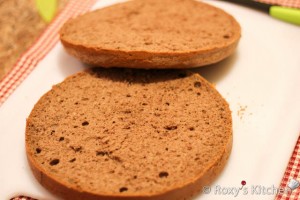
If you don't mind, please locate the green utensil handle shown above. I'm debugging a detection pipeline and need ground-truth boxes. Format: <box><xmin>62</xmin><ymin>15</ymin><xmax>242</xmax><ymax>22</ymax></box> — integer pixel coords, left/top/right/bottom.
<box><xmin>270</xmin><ymin>6</ymin><xmax>300</xmax><ymax>25</ymax></box>
<box><xmin>35</xmin><ymin>0</ymin><xmax>57</xmax><ymax>23</ymax></box>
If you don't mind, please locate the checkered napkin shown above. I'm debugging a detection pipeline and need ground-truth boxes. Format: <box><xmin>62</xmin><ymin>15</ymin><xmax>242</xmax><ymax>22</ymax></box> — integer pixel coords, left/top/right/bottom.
<box><xmin>0</xmin><ymin>0</ymin><xmax>96</xmax><ymax>106</ymax></box>
<box><xmin>3</xmin><ymin>0</ymin><xmax>299</xmax><ymax>200</ymax></box>
<box><xmin>256</xmin><ymin>0</ymin><xmax>300</xmax><ymax>8</ymax></box>
<box><xmin>276</xmin><ymin>138</ymin><xmax>300</xmax><ymax>200</ymax></box>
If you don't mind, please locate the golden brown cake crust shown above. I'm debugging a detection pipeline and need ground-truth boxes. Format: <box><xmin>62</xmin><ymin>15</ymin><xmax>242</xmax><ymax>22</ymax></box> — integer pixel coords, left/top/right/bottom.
<box><xmin>60</xmin><ymin>0</ymin><xmax>241</xmax><ymax>69</ymax></box>
<box><xmin>26</xmin><ymin>69</ymin><xmax>232</xmax><ymax>200</ymax></box>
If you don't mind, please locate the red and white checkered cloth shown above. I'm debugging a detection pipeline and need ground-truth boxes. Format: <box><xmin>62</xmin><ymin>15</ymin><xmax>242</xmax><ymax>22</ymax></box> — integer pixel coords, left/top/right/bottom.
<box><xmin>2</xmin><ymin>0</ymin><xmax>299</xmax><ymax>200</ymax></box>
<box><xmin>256</xmin><ymin>0</ymin><xmax>300</xmax><ymax>8</ymax></box>
<box><xmin>0</xmin><ymin>0</ymin><xmax>96</xmax><ymax>106</ymax></box>
<box><xmin>276</xmin><ymin>138</ymin><xmax>300</xmax><ymax>200</ymax></box>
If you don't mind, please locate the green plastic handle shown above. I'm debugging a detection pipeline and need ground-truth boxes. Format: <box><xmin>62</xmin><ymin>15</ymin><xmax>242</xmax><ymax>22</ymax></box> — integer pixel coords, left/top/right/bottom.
<box><xmin>270</xmin><ymin>6</ymin><xmax>300</xmax><ymax>26</ymax></box>
<box><xmin>35</xmin><ymin>0</ymin><xmax>57</xmax><ymax>23</ymax></box>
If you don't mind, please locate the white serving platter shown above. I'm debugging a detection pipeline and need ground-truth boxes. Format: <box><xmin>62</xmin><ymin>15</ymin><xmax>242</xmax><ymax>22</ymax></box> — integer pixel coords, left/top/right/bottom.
<box><xmin>0</xmin><ymin>0</ymin><xmax>299</xmax><ymax>199</ymax></box>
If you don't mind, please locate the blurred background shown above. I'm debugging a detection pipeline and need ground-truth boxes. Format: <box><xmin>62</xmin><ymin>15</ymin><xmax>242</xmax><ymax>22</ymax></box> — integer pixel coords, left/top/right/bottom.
<box><xmin>0</xmin><ymin>0</ymin><xmax>68</xmax><ymax>79</ymax></box>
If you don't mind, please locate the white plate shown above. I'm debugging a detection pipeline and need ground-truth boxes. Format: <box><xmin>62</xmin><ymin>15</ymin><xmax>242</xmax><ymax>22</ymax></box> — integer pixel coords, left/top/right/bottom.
<box><xmin>0</xmin><ymin>0</ymin><xmax>299</xmax><ymax>199</ymax></box>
